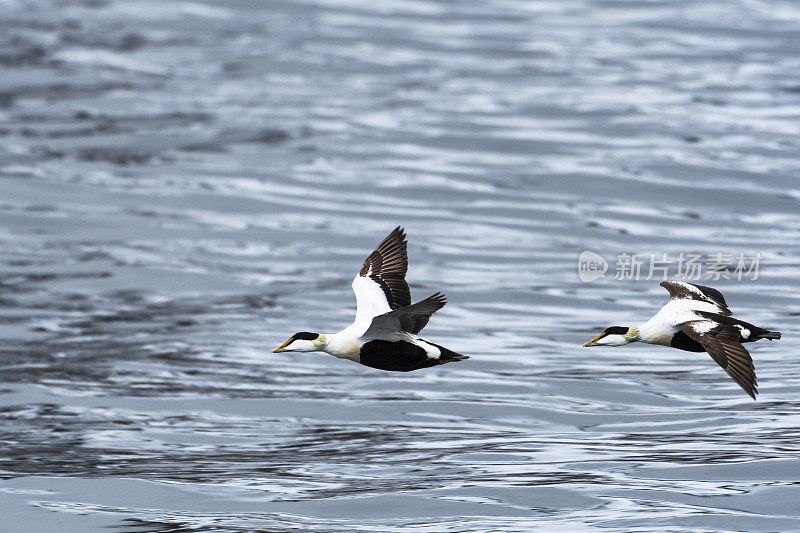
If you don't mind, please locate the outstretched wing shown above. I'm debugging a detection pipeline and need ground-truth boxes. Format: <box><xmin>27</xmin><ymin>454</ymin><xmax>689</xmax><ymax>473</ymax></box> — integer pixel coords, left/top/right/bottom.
<box><xmin>364</xmin><ymin>293</ymin><xmax>447</xmax><ymax>338</ymax></box>
<box><xmin>682</xmin><ymin>321</ymin><xmax>757</xmax><ymax>399</ymax></box>
<box><xmin>352</xmin><ymin>227</ymin><xmax>411</xmax><ymax>327</ymax></box>
<box><xmin>660</xmin><ymin>281</ymin><xmax>731</xmax><ymax>316</ymax></box>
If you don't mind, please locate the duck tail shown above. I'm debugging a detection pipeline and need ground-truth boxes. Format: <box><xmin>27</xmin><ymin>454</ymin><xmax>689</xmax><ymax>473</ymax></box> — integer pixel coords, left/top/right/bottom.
<box><xmin>430</xmin><ymin>343</ymin><xmax>469</xmax><ymax>364</ymax></box>
<box><xmin>756</xmin><ymin>329</ymin><xmax>781</xmax><ymax>340</ymax></box>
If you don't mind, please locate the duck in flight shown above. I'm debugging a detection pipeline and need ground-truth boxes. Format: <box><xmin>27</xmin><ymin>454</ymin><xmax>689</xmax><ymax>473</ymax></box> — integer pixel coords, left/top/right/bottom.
<box><xmin>272</xmin><ymin>227</ymin><xmax>468</xmax><ymax>371</ymax></box>
<box><xmin>583</xmin><ymin>281</ymin><xmax>781</xmax><ymax>399</ymax></box>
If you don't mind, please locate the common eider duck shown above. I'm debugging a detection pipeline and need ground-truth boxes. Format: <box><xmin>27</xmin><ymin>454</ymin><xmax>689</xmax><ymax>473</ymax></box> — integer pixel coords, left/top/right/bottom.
<box><xmin>272</xmin><ymin>227</ymin><xmax>468</xmax><ymax>371</ymax></box>
<box><xmin>583</xmin><ymin>281</ymin><xmax>781</xmax><ymax>399</ymax></box>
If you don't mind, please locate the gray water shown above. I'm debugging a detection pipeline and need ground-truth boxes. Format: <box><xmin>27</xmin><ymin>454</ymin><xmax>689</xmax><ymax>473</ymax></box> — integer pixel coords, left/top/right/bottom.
<box><xmin>1</xmin><ymin>0</ymin><xmax>800</xmax><ymax>531</ymax></box>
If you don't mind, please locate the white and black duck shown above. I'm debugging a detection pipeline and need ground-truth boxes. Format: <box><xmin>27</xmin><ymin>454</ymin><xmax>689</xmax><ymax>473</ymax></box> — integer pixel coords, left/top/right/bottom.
<box><xmin>583</xmin><ymin>281</ymin><xmax>781</xmax><ymax>399</ymax></box>
<box><xmin>272</xmin><ymin>227</ymin><xmax>468</xmax><ymax>371</ymax></box>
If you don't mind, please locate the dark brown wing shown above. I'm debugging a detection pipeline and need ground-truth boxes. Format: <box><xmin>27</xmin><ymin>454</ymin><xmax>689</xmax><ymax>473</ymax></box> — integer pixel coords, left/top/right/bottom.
<box><xmin>682</xmin><ymin>322</ymin><xmax>757</xmax><ymax>399</ymax></box>
<box><xmin>364</xmin><ymin>293</ymin><xmax>447</xmax><ymax>337</ymax></box>
<box><xmin>359</xmin><ymin>226</ymin><xmax>411</xmax><ymax>310</ymax></box>
<box><xmin>397</xmin><ymin>292</ymin><xmax>447</xmax><ymax>334</ymax></box>
<box><xmin>661</xmin><ymin>281</ymin><xmax>732</xmax><ymax>316</ymax></box>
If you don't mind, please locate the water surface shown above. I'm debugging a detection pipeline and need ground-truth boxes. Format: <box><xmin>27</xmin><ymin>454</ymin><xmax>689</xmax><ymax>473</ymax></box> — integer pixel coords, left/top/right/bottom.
<box><xmin>1</xmin><ymin>0</ymin><xmax>799</xmax><ymax>531</ymax></box>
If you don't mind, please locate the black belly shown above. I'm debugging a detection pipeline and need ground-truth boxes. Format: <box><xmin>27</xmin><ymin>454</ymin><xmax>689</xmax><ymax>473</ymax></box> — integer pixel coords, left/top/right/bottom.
<box><xmin>670</xmin><ymin>330</ymin><xmax>705</xmax><ymax>352</ymax></box>
<box><xmin>359</xmin><ymin>340</ymin><xmax>440</xmax><ymax>372</ymax></box>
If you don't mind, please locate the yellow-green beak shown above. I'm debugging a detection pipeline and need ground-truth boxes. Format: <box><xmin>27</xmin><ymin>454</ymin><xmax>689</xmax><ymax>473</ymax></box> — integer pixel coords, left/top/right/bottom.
<box><xmin>272</xmin><ymin>338</ymin><xmax>292</xmax><ymax>353</ymax></box>
<box><xmin>582</xmin><ymin>333</ymin><xmax>605</xmax><ymax>347</ymax></box>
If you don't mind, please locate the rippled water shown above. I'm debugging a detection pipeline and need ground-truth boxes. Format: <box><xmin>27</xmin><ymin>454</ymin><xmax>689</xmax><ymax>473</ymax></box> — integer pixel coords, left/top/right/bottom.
<box><xmin>2</xmin><ymin>0</ymin><xmax>800</xmax><ymax>531</ymax></box>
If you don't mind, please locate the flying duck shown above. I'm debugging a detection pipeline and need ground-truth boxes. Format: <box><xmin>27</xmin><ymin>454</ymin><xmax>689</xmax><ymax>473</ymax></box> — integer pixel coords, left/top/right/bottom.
<box><xmin>272</xmin><ymin>227</ymin><xmax>468</xmax><ymax>371</ymax></box>
<box><xmin>583</xmin><ymin>281</ymin><xmax>781</xmax><ymax>399</ymax></box>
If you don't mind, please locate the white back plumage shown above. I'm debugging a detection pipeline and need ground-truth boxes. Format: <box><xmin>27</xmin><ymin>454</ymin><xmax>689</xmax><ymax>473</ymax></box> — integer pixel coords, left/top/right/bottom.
<box><xmin>639</xmin><ymin>281</ymin><xmax>733</xmax><ymax>344</ymax></box>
